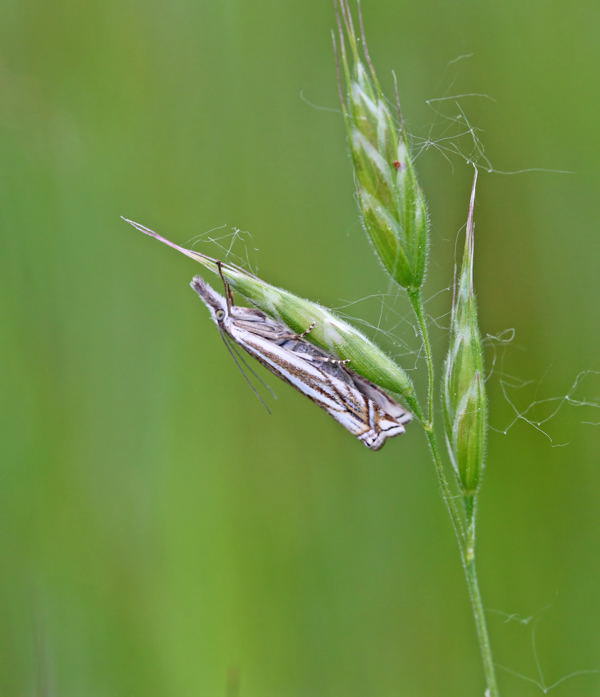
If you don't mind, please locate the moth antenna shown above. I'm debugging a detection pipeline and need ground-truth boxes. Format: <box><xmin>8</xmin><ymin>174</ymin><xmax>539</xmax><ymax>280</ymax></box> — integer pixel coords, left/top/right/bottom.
<box><xmin>222</xmin><ymin>332</ymin><xmax>277</xmax><ymax>400</ymax></box>
<box><xmin>219</xmin><ymin>332</ymin><xmax>273</xmax><ymax>414</ymax></box>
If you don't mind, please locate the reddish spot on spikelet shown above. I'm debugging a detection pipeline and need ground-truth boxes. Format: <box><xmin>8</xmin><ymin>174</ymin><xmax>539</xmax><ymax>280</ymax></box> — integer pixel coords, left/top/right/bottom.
<box><xmin>393</xmin><ymin>160</ymin><xmax>402</xmax><ymax>170</ymax></box>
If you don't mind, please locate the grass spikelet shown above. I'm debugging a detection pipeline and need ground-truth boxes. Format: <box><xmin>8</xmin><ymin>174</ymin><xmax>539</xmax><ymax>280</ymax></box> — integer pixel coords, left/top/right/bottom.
<box><xmin>334</xmin><ymin>0</ymin><xmax>429</xmax><ymax>290</ymax></box>
<box><xmin>442</xmin><ymin>169</ymin><xmax>488</xmax><ymax>498</ymax></box>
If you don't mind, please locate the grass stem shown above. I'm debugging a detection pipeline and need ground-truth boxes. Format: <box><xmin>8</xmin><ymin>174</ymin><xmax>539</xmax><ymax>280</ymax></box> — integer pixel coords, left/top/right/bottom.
<box><xmin>407</xmin><ymin>289</ymin><xmax>435</xmax><ymax>427</ymax></box>
<box><xmin>464</xmin><ymin>542</ymin><xmax>500</xmax><ymax>697</ymax></box>
<box><xmin>409</xmin><ymin>290</ymin><xmax>500</xmax><ymax>697</ymax></box>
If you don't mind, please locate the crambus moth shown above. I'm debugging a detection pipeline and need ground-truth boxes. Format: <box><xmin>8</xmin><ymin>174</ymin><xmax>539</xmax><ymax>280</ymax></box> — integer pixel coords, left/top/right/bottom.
<box><xmin>125</xmin><ymin>218</ymin><xmax>412</xmax><ymax>450</ymax></box>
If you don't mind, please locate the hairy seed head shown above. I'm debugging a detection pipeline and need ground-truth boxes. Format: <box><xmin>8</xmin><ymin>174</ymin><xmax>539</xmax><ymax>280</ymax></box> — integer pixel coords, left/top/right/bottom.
<box><xmin>123</xmin><ymin>217</ymin><xmax>419</xmax><ymax>414</ymax></box>
<box><xmin>334</xmin><ymin>0</ymin><xmax>428</xmax><ymax>290</ymax></box>
<box><xmin>442</xmin><ymin>171</ymin><xmax>487</xmax><ymax>496</ymax></box>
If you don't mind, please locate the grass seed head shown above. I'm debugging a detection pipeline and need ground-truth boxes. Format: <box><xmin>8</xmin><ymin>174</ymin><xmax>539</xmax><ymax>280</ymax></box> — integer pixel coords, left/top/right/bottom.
<box><xmin>442</xmin><ymin>171</ymin><xmax>488</xmax><ymax>496</ymax></box>
<box><xmin>334</xmin><ymin>0</ymin><xmax>429</xmax><ymax>291</ymax></box>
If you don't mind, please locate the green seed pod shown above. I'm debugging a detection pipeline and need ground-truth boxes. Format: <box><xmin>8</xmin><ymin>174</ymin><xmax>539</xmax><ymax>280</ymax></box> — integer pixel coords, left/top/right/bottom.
<box><xmin>442</xmin><ymin>171</ymin><xmax>487</xmax><ymax>496</ymax></box>
<box><xmin>124</xmin><ymin>218</ymin><xmax>419</xmax><ymax>415</ymax></box>
<box><xmin>335</xmin><ymin>0</ymin><xmax>428</xmax><ymax>290</ymax></box>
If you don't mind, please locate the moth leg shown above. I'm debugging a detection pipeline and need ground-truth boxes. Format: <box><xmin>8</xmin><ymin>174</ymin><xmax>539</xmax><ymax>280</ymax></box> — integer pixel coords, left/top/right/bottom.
<box><xmin>217</xmin><ymin>260</ymin><xmax>234</xmax><ymax>313</ymax></box>
<box><xmin>298</xmin><ymin>354</ymin><xmax>351</xmax><ymax>366</ymax></box>
<box><xmin>293</xmin><ymin>321</ymin><xmax>317</xmax><ymax>340</ymax></box>
<box><xmin>317</xmin><ymin>356</ymin><xmax>351</xmax><ymax>366</ymax></box>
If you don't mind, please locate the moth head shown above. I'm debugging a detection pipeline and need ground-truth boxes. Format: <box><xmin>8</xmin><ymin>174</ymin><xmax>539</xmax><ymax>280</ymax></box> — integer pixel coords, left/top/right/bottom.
<box><xmin>190</xmin><ymin>275</ymin><xmax>228</xmax><ymax>324</ymax></box>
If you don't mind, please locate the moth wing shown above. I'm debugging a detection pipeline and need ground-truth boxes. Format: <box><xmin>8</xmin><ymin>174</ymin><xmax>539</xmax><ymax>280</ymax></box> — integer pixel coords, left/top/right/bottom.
<box><xmin>315</xmin><ymin>367</ymin><xmax>411</xmax><ymax>450</ymax></box>
<box><xmin>346</xmin><ymin>372</ymin><xmax>412</xmax><ymax>450</ymax></box>
<box><xmin>283</xmin><ymin>344</ymin><xmax>412</xmax><ymax>450</ymax></box>
<box><xmin>230</xmin><ymin>309</ymin><xmax>297</xmax><ymax>342</ymax></box>
<box><xmin>351</xmin><ymin>373</ymin><xmax>412</xmax><ymax>424</ymax></box>
<box><xmin>226</xmin><ymin>314</ymin><xmax>411</xmax><ymax>451</ymax></box>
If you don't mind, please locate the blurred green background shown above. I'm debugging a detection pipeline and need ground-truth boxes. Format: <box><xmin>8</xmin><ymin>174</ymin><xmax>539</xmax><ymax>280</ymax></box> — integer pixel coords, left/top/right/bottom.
<box><xmin>2</xmin><ymin>0</ymin><xmax>598</xmax><ymax>695</ymax></box>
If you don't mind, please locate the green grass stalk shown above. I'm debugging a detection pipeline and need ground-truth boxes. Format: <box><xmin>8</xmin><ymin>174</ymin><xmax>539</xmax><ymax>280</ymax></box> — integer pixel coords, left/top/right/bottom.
<box><xmin>410</xmin><ymin>290</ymin><xmax>500</xmax><ymax>697</ymax></box>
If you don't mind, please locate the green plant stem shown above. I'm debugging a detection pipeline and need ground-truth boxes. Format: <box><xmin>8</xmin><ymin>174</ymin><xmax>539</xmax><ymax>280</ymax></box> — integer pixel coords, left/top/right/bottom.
<box><xmin>423</xmin><ymin>426</ymin><xmax>465</xmax><ymax>546</ymax></box>
<box><xmin>408</xmin><ymin>289</ymin><xmax>500</xmax><ymax>697</ymax></box>
<box><xmin>464</xmin><ymin>516</ymin><xmax>499</xmax><ymax>697</ymax></box>
<box><xmin>407</xmin><ymin>289</ymin><xmax>435</xmax><ymax>426</ymax></box>
<box><xmin>464</xmin><ymin>565</ymin><xmax>499</xmax><ymax>696</ymax></box>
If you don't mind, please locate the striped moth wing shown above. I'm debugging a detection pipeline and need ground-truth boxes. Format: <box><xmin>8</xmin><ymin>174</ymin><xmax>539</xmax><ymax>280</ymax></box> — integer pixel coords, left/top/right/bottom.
<box><xmin>191</xmin><ymin>275</ymin><xmax>411</xmax><ymax>450</ymax></box>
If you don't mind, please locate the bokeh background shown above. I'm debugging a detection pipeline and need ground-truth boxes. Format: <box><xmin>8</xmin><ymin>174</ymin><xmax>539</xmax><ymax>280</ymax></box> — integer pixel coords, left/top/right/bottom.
<box><xmin>2</xmin><ymin>1</ymin><xmax>598</xmax><ymax>695</ymax></box>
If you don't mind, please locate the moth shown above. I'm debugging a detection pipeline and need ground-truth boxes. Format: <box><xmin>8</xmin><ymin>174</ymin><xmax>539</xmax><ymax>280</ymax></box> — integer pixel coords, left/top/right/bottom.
<box><xmin>124</xmin><ymin>218</ymin><xmax>412</xmax><ymax>450</ymax></box>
